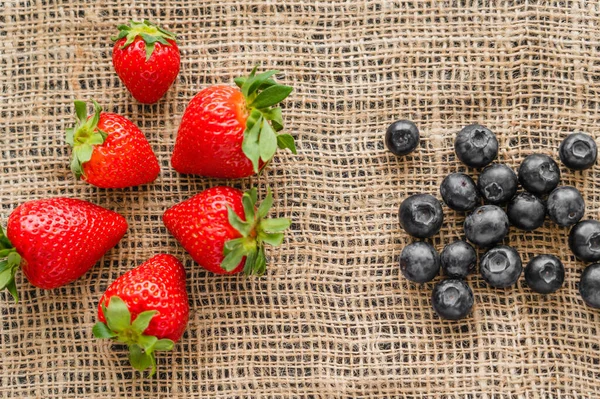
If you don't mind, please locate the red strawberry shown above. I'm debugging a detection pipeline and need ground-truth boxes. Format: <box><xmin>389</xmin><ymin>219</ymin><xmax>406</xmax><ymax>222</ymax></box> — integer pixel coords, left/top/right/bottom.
<box><xmin>163</xmin><ymin>186</ymin><xmax>290</xmax><ymax>275</ymax></box>
<box><xmin>171</xmin><ymin>67</ymin><xmax>297</xmax><ymax>178</ymax></box>
<box><xmin>66</xmin><ymin>100</ymin><xmax>160</xmax><ymax>188</ymax></box>
<box><xmin>93</xmin><ymin>254</ymin><xmax>189</xmax><ymax>375</ymax></box>
<box><xmin>112</xmin><ymin>20</ymin><xmax>180</xmax><ymax>104</ymax></box>
<box><xmin>0</xmin><ymin>198</ymin><xmax>127</xmax><ymax>301</ymax></box>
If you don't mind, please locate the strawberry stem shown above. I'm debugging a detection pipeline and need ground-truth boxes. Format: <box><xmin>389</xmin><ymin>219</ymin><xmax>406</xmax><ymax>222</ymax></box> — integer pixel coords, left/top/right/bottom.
<box><xmin>236</xmin><ymin>67</ymin><xmax>297</xmax><ymax>173</ymax></box>
<box><xmin>0</xmin><ymin>225</ymin><xmax>21</xmax><ymax>303</ymax></box>
<box><xmin>66</xmin><ymin>100</ymin><xmax>108</xmax><ymax>180</ymax></box>
<box><xmin>112</xmin><ymin>20</ymin><xmax>177</xmax><ymax>61</ymax></box>
<box><xmin>93</xmin><ymin>296</ymin><xmax>174</xmax><ymax>377</ymax></box>
<box><xmin>222</xmin><ymin>187</ymin><xmax>291</xmax><ymax>275</ymax></box>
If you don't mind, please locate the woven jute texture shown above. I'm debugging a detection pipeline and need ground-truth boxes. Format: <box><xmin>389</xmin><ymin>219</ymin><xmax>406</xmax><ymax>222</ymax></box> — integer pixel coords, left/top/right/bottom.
<box><xmin>2</xmin><ymin>1</ymin><xmax>600</xmax><ymax>398</ymax></box>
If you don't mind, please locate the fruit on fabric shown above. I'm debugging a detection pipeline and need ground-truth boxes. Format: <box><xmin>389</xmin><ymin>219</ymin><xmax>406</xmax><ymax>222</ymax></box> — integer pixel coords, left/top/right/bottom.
<box><xmin>464</xmin><ymin>205</ymin><xmax>509</xmax><ymax>247</ymax></box>
<box><xmin>477</xmin><ymin>164</ymin><xmax>518</xmax><ymax>205</ymax></box>
<box><xmin>163</xmin><ymin>186</ymin><xmax>290</xmax><ymax>275</ymax></box>
<box><xmin>568</xmin><ymin>220</ymin><xmax>600</xmax><ymax>262</ymax></box>
<box><xmin>399</xmin><ymin>194</ymin><xmax>444</xmax><ymax>238</ymax></box>
<box><xmin>385</xmin><ymin>120</ymin><xmax>420</xmax><ymax>156</ymax></box>
<box><xmin>454</xmin><ymin>124</ymin><xmax>498</xmax><ymax>168</ymax></box>
<box><xmin>506</xmin><ymin>192</ymin><xmax>546</xmax><ymax>231</ymax></box>
<box><xmin>400</xmin><ymin>241</ymin><xmax>440</xmax><ymax>283</ymax></box>
<box><xmin>66</xmin><ymin>100</ymin><xmax>160</xmax><ymax>188</ymax></box>
<box><xmin>559</xmin><ymin>132</ymin><xmax>597</xmax><ymax>171</ymax></box>
<box><xmin>94</xmin><ymin>254</ymin><xmax>189</xmax><ymax>376</ymax></box>
<box><xmin>579</xmin><ymin>263</ymin><xmax>600</xmax><ymax>308</ymax></box>
<box><xmin>171</xmin><ymin>67</ymin><xmax>296</xmax><ymax>178</ymax></box>
<box><xmin>524</xmin><ymin>254</ymin><xmax>564</xmax><ymax>294</ymax></box>
<box><xmin>440</xmin><ymin>240</ymin><xmax>477</xmax><ymax>279</ymax></box>
<box><xmin>518</xmin><ymin>154</ymin><xmax>560</xmax><ymax>196</ymax></box>
<box><xmin>547</xmin><ymin>186</ymin><xmax>585</xmax><ymax>227</ymax></box>
<box><xmin>480</xmin><ymin>245</ymin><xmax>522</xmax><ymax>288</ymax></box>
<box><xmin>439</xmin><ymin>173</ymin><xmax>480</xmax><ymax>212</ymax></box>
<box><xmin>431</xmin><ymin>279</ymin><xmax>474</xmax><ymax>320</ymax></box>
<box><xmin>112</xmin><ymin>20</ymin><xmax>180</xmax><ymax>104</ymax></box>
<box><xmin>0</xmin><ymin>198</ymin><xmax>127</xmax><ymax>301</ymax></box>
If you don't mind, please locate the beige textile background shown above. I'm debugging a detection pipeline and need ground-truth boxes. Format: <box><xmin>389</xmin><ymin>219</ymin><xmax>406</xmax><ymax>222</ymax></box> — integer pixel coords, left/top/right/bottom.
<box><xmin>2</xmin><ymin>0</ymin><xmax>600</xmax><ymax>398</ymax></box>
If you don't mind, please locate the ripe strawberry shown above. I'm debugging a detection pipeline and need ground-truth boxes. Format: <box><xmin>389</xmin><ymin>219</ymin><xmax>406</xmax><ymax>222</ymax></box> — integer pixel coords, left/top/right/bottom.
<box><xmin>0</xmin><ymin>198</ymin><xmax>128</xmax><ymax>301</ymax></box>
<box><xmin>112</xmin><ymin>20</ymin><xmax>180</xmax><ymax>104</ymax></box>
<box><xmin>163</xmin><ymin>186</ymin><xmax>290</xmax><ymax>275</ymax></box>
<box><xmin>93</xmin><ymin>254</ymin><xmax>189</xmax><ymax>376</ymax></box>
<box><xmin>66</xmin><ymin>99</ymin><xmax>160</xmax><ymax>188</ymax></box>
<box><xmin>171</xmin><ymin>67</ymin><xmax>297</xmax><ymax>178</ymax></box>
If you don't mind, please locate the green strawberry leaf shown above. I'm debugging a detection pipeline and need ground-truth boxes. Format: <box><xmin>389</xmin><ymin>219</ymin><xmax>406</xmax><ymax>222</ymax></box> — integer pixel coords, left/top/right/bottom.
<box><xmin>258</xmin><ymin>122</ymin><xmax>278</xmax><ymax>162</ymax></box>
<box><xmin>131</xmin><ymin>310</ymin><xmax>158</xmax><ymax>335</ymax></box>
<box><xmin>263</xmin><ymin>107</ymin><xmax>284</xmax><ymax>131</ymax></box>
<box><xmin>276</xmin><ymin>134</ymin><xmax>297</xmax><ymax>154</ymax></box>
<box><xmin>154</xmin><ymin>339</ymin><xmax>175</xmax><ymax>351</ymax></box>
<box><xmin>227</xmin><ymin>207</ymin><xmax>252</xmax><ymax>237</ymax></box>
<box><xmin>74</xmin><ymin>100</ymin><xmax>88</xmax><ymax>123</ymax></box>
<box><xmin>221</xmin><ymin>242</ymin><xmax>247</xmax><ymax>272</ymax></box>
<box><xmin>113</xmin><ymin>20</ymin><xmax>176</xmax><ymax>60</ymax></box>
<box><xmin>138</xmin><ymin>335</ymin><xmax>158</xmax><ymax>351</ymax></box>
<box><xmin>92</xmin><ymin>322</ymin><xmax>118</xmax><ymax>339</ymax></box>
<box><xmin>5</xmin><ymin>280</ymin><xmax>18</xmax><ymax>304</ymax></box>
<box><xmin>260</xmin><ymin>218</ymin><xmax>291</xmax><ymax>233</ymax></box>
<box><xmin>104</xmin><ymin>296</ymin><xmax>131</xmax><ymax>333</ymax></box>
<box><xmin>129</xmin><ymin>344</ymin><xmax>156</xmax><ymax>375</ymax></box>
<box><xmin>260</xmin><ymin>232</ymin><xmax>285</xmax><ymax>247</ymax></box>
<box><xmin>242</xmin><ymin>116</ymin><xmax>262</xmax><ymax>173</ymax></box>
<box><xmin>250</xmin><ymin>85</ymin><xmax>293</xmax><ymax>109</ymax></box>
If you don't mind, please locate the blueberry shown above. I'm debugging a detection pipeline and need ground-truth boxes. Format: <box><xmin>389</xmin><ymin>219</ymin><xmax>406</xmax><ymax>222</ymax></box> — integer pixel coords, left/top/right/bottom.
<box><xmin>477</xmin><ymin>164</ymin><xmax>518</xmax><ymax>205</ymax></box>
<box><xmin>518</xmin><ymin>154</ymin><xmax>560</xmax><ymax>196</ymax></box>
<box><xmin>440</xmin><ymin>240</ymin><xmax>477</xmax><ymax>279</ymax></box>
<box><xmin>524</xmin><ymin>254</ymin><xmax>565</xmax><ymax>294</ymax></box>
<box><xmin>559</xmin><ymin>132</ymin><xmax>597</xmax><ymax>170</ymax></box>
<box><xmin>579</xmin><ymin>263</ymin><xmax>600</xmax><ymax>308</ymax></box>
<box><xmin>399</xmin><ymin>194</ymin><xmax>444</xmax><ymax>238</ymax></box>
<box><xmin>464</xmin><ymin>205</ymin><xmax>509</xmax><ymax>247</ymax></box>
<box><xmin>454</xmin><ymin>124</ymin><xmax>498</xmax><ymax>168</ymax></box>
<box><xmin>440</xmin><ymin>173</ymin><xmax>481</xmax><ymax>212</ymax></box>
<box><xmin>480</xmin><ymin>245</ymin><xmax>522</xmax><ymax>288</ymax></box>
<box><xmin>568</xmin><ymin>220</ymin><xmax>600</xmax><ymax>262</ymax></box>
<box><xmin>431</xmin><ymin>279</ymin><xmax>474</xmax><ymax>320</ymax></box>
<box><xmin>547</xmin><ymin>186</ymin><xmax>585</xmax><ymax>227</ymax></box>
<box><xmin>506</xmin><ymin>192</ymin><xmax>546</xmax><ymax>231</ymax></box>
<box><xmin>385</xmin><ymin>120</ymin><xmax>420</xmax><ymax>156</ymax></box>
<box><xmin>399</xmin><ymin>241</ymin><xmax>440</xmax><ymax>283</ymax></box>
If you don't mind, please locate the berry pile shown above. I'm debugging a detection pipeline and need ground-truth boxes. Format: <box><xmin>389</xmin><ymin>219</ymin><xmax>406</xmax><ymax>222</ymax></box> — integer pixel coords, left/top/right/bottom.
<box><xmin>386</xmin><ymin>122</ymin><xmax>600</xmax><ymax>320</ymax></box>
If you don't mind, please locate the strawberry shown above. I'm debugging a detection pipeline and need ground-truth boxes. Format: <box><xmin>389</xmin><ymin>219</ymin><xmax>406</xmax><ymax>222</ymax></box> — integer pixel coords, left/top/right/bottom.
<box><xmin>93</xmin><ymin>254</ymin><xmax>189</xmax><ymax>376</ymax></box>
<box><xmin>171</xmin><ymin>67</ymin><xmax>297</xmax><ymax>178</ymax></box>
<box><xmin>112</xmin><ymin>20</ymin><xmax>180</xmax><ymax>104</ymax></box>
<box><xmin>66</xmin><ymin>99</ymin><xmax>160</xmax><ymax>188</ymax></box>
<box><xmin>163</xmin><ymin>186</ymin><xmax>290</xmax><ymax>275</ymax></box>
<box><xmin>0</xmin><ymin>198</ymin><xmax>128</xmax><ymax>301</ymax></box>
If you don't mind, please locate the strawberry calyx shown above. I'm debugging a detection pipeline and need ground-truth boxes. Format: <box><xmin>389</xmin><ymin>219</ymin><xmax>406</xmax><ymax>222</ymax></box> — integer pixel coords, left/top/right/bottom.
<box><xmin>222</xmin><ymin>187</ymin><xmax>291</xmax><ymax>275</ymax></box>
<box><xmin>112</xmin><ymin>20</ymin><xmax>177</xmax><ymax>61</ymax></box>
<box><xmin>66</xmin><ymin>100</ymin><xmax>108</xmax><ymax>180</ymax></box>
<box><xmin>0</xmin><ymin>226</ymin><xmax>21</xmax><ymax>303</ymax></box>
<box><xmin>234</xmin><ymin>67</ymin><xmax>297</xmax><ymax>174</ymax></box>
<box><xmin>93</xmin><ymin>296</ymin><xmax>174</xmax><ymax>377</ymax></box>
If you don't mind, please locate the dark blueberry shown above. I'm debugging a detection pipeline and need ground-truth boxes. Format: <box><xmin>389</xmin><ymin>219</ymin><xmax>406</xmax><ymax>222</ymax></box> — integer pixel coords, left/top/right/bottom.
<box><xmin>480</xmin><ymin>245</ymin><xmax>522</xmax><ymax>288</ymax></box>
<box><xmin>440</xmin><ymin>240</ymin><xmax>477</xmax><ymax>279</ymax></box>
<box><xmin>547</xmin><ymin>186</ymin><xmax>585</xmax><ymax>227</ymax></box>
<box><xmin>454</xmin><ymin>124</ymin><xmax>498</xmax><ymax>168</ymax></box>
<box><xmin>524</xmin><ymin>255</ymin><xmax>565</xmax><ymax>294</ymax></box>
<box><xmin>559</xmin><ymin>132</ymin><xmax>597</xmax><ymax>170</ymax></box>
<box><xmin>385</xmin><ymin>120</ymin><xmax>420</xmax><ymax>156</ymax></box>
<box><xmin>506</xmin><ymin>192</ymin><xmax>546</xmax><ymax>231</ymax></box>
<box><xmin>431</xmin><ymin>279</ymin><xmax>474</xmax><ymax>320</ymax></box>
<box><xmin>439</xmin><ymin>173</ymin><xmax>481</xmax><ymax>212</ymax></box>
<box><xmin>518</xmin><ymin>154</ymin><xmax>560</xmax><ymax>196</ymax></box>
<box><xmin>399</xmin><ymin>194</ymin><xmax>444</xmax><ymax>238</ymax></box>
<box><xmin>464</xmin><ymin>205</ymin><xmax>509</xmax><ymax>247</ymax></box>
<box><xmin>568</xmin><ymin>220</ymin><xmax>600</xmax><ymax>262</ymax></box>
<box><xmin>399</xmin><ymin>241</ymin><xmax>440</xmax><ymax>283</ymax></box>
<box><xmin>579</xmin><ymin>263</ymin><xmax>600</xmax><ymax>308</ymax></box>
<box><xmin>477</xmin><ymin>164</ymin><xmax>518</xmax><ymax>205</ymax></box>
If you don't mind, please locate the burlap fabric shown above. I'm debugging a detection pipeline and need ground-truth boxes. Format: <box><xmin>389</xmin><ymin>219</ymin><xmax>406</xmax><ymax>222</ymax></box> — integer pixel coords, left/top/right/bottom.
<box><xmin>2</xmin><ymin>1</ymin><xmax>600</xmax><ymax>398</ymax></box>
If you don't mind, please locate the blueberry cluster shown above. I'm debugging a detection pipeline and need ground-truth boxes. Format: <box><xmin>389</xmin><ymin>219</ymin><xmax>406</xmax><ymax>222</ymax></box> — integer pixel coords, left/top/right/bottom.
<box><xmin>386</xmin><ymin>122</ymin><xmax>600</xmax><ymax>320</ymax></box>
